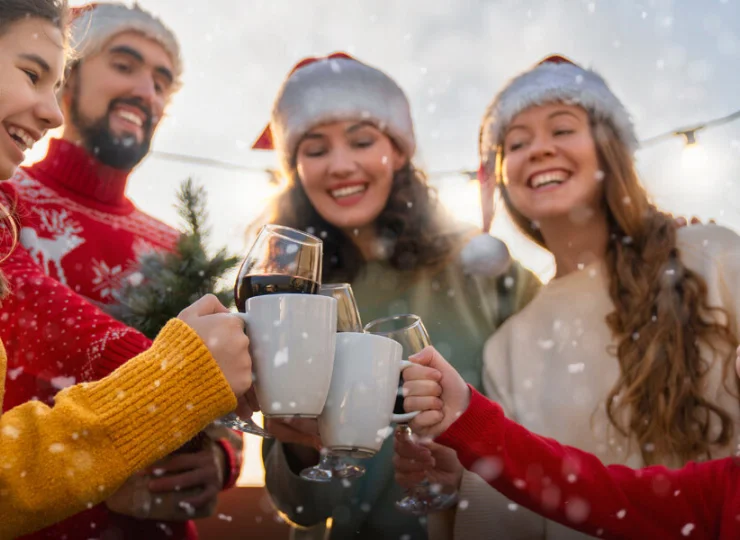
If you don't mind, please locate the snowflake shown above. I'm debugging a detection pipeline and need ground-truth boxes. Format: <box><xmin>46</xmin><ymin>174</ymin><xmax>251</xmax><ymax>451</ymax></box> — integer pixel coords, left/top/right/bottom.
<box><xmin>90</xmin><ymin>259</ymin><xmax>124</xmax><ymax>299</ymax></box>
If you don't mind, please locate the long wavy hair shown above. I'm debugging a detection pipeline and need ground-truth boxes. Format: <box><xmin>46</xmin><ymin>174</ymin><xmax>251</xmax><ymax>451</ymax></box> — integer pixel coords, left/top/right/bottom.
<box><xmin>0</xmin><ymin>0</ymin><xmax>69</xmax><ymax>297</ymax></box>
<box><xmin>262</xmin><ymin>161</ymin><xmax>463</xmax><ymax>283</ymax></box>
<box><xmin>497</xmin><ymin>116</ymin><xmax>739</xmax><ymax>465</ymax></box>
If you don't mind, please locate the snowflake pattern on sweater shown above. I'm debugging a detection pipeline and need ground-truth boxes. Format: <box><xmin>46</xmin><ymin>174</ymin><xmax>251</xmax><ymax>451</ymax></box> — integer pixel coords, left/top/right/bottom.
<box><xmin>10</xmin><ymin>167</ymin><xmax>178</xmax><ymax>302</ymax></box>
<box><xmin>0</xmin><ymin>139</ymin><xmax>201</xmax><ymax>540</ymax></box>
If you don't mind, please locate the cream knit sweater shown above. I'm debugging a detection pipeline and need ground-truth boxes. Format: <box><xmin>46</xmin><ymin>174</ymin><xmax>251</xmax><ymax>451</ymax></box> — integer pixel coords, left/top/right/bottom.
<box><xmin>433</xmin><ymin>225</ymin><xmax>740</xmax><ymax>540</ymax></box>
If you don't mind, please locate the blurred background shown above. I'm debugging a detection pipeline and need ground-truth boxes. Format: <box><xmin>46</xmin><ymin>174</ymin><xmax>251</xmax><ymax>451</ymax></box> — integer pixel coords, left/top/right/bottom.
<box><xmin>29</xmin><ymin>0</ymin><xmax>740</xmax><ymax>502</ymax></box>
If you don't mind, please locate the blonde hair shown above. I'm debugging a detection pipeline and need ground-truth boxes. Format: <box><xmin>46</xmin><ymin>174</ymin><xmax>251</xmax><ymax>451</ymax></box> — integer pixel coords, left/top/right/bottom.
<box><xmin>499</xmin><ymin>117</ymin><xmax>740</xmax><ymax>465</ymax></box>
<box><xmin>0</xmin><ymin>198</ymin><xmax>18</xmax><ymax>297</ymax></box>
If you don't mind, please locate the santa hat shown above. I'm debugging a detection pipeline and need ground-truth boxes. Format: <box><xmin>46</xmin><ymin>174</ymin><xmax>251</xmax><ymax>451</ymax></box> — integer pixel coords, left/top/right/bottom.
<box><xmin>253</xmin><ymin>52</ymin><xmax>416</xmax><ymax>176</ymax></box>
<box><xmin>69</xmin><ymin>3</ymin><xmax>182</xmax><ymax>86</ymax></box>
<box><xmin>476</xmin><ymin>54</ymin><xmax>638</xmax><ymax>232</ymax></box>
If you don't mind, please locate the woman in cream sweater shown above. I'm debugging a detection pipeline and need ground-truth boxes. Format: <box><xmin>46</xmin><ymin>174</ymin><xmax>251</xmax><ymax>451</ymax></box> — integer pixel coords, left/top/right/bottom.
<box><xmin>397</xmin><ymin>55</ymin><xmax>740</xmax><ymax>539</ymax></box>
<box><xmin>0</xmin><ymin>1</ymin><xmax>254</xmax><ymax>536</ymax></box>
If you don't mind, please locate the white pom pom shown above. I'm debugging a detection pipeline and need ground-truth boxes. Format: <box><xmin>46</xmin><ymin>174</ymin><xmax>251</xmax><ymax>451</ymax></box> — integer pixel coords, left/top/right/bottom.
<box><xmin>460</xmin><ymin>233</ymin><xmax>511</xmax><ymax>277</ymax></box>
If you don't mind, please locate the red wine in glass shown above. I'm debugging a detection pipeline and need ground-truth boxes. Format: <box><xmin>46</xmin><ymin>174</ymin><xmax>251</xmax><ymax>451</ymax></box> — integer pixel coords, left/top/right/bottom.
<box><xmin>234</xmin><ymin>225</ymin><xmax>323</xmax><ymax>312</ymax></box>
<box><xmin>235</xmin><ymin>274</ymin><xmax>319</xmax><ymax>312</ymax></box>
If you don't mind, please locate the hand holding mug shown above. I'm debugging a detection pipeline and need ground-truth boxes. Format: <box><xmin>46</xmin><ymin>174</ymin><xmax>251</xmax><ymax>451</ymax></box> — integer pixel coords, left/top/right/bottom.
<box><xmin>402</xmin><ymin>346</ymin><xmax>470</xmax><ymax>438</ymax></box>
<box><xmin>177</xmin><ymin>295</ymin><xmax>253</xmax><ymax>397</ymax></box>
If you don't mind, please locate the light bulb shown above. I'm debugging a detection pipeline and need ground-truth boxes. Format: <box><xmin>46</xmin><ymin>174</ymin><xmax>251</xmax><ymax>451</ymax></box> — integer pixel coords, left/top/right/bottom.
<box><xmin>681</xmin><ymin>143</ymin><xmax>708</xmax><ymax>171</ymax></box>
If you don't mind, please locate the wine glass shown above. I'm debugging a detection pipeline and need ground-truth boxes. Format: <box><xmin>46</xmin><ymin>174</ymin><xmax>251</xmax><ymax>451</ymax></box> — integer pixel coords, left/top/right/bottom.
<box><xmin>363</xmin><ymin>314</ymin><xmax>458</xmax><ymax>515</ymax></box>
<box><xmin>301</xmin><ymin>283</ymin><xmax>365</xmax><ymax>482</ymax></box>
<box><xmin>319</xmin><ymin>283</ymin><xmax>363</xmax><ymax>333</ymax></box>
<box><xmin>218</xmin><ymin>225</ymin><xmax>323</xmax><ymax>439</ymax></box>
<box><xmin>234</xmin><ymin>224</ymin><xmax>323</xmax><ymax>310</ymax></box>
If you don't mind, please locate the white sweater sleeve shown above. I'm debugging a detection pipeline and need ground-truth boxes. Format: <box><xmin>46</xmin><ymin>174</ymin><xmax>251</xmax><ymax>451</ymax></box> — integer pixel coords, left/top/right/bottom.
<box><xmin>679</xmin><ymin>225</ymin><xmax>740</xmax><ymax>334</ymax></box>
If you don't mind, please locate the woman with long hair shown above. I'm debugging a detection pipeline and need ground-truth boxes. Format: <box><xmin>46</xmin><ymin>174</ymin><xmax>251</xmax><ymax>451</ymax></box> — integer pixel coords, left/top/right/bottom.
<box><xmin>252</xmin><ymin>53</ymin><xmax>541</xmax><ymax>539</ymax></box>
<box><xmin>0</xmin><ymin>2</ymin><xmax>253</xmax><ymax>535</ymax></box>
<box><xmin>395</xmin><ymin>55</ymin><xmax>740</xmax><ymax>539</ymax></box>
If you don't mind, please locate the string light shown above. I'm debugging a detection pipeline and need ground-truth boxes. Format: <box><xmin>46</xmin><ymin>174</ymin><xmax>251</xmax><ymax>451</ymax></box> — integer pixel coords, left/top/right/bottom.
<box><xmin>150</xmin><ymin>108</ymin><xmax>740</xmax><ymax>182</ymax></box>
<box><xmin>151</xmin><ymin>150</ymin><xmax>283</xmax><ymax>184</ymax></box>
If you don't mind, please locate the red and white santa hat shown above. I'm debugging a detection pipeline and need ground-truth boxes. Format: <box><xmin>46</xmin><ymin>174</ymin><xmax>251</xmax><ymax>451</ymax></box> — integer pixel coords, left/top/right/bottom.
<box><xmin>253</xmin><ymin>52</ymin><xmax>416</xmax><ymax>176</ymax></box>
<box><xmin>476</xmin><ymin>54</ymin><xmax>638</xmax><ymax>232</ymax></box>
<box><xmin>69</xmin><ymin>2</ymin><xmax>182</xmax><ymax>86</ymax></box>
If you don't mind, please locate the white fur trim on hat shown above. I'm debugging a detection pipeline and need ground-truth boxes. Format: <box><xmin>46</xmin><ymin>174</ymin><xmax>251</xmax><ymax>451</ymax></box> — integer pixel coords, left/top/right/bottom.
<box><xmin>459</xmin><ymin>233</ymin><xmax>511</xmax><ymax>276</ymax></box>
<box><xmin>479</xmin><ymin>59</ymin><xmax>638</xmax><ymax>168</ymax></box>
<box><xmin>71</xmin><ymin>3</ymin><xmax>182</xmax><ymax>85</ymax></box>
<box><xmin>270</xmin><ymin>57</ymin><xmax>415</xmax><ymax>175</ymax></box>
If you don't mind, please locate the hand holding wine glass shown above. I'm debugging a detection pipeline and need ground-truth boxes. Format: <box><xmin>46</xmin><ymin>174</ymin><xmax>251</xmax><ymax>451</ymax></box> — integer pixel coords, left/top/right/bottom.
<box><xmin>363</xmin><ymin>314</ymin><xmax>459</xmax><ymax>515</ymax></box>
<box><xmin>393</xmin><ymin>436</ymin><xmax>464</xmax><ymax>497</ymax></box>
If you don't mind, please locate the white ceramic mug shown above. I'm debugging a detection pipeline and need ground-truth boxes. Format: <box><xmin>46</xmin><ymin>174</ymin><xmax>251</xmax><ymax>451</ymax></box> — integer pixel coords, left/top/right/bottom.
<box><xmin>235</xmin><ymin>294</ymin><xmax>337</xmax><ymax>418</ymax></box>
<box><xmin>318</xmin><ymin>332</ymin><xmax>419</xmax><ymax>457</ymax></box>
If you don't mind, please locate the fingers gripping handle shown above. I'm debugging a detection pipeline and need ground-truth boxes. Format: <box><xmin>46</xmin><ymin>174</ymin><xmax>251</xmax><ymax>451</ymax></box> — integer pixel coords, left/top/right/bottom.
<box><xmin>392</xmin><ymin>360</ymin><xmax>421</xmax><ymax>423</ymax></box>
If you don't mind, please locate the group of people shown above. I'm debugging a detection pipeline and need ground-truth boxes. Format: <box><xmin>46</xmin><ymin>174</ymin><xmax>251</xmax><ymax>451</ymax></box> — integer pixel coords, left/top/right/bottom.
<box><xmin>0</xmin><ymin>1</ymin><xmax>738</xmax><ymax>540</ymax></box>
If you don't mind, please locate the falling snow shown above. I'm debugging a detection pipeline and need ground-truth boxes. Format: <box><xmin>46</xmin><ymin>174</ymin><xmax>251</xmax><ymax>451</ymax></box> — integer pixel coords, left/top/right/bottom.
<box><xmin>565</xmin><ymin>497</ymin><xmax>590</xmax><ymax>523</ymax></box>
<box><xmin>49</xmin><ymin>443</ymin><xmax>65</xmax><ymax>453</ymax></box>
<box><xmin>537</xmin><ymin>339</ymin><xmax>555</xmax><ymax>350</ymax></box>
<box><xmin>273</xmin><ymin>347</ymin><xmax>289</xmax><ymax>367</ymax></box>
<box><xmin>2</xmin><ymin>425</ymin><xmax>20</xmax><ymax>440</ymax></box>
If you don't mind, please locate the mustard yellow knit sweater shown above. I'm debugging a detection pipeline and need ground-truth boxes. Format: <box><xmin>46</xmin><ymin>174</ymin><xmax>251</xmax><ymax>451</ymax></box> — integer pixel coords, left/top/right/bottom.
<box><xmin>0</xmin><ymin>319</ymin><xmax>237</xmax><ymax>538</ymax></box>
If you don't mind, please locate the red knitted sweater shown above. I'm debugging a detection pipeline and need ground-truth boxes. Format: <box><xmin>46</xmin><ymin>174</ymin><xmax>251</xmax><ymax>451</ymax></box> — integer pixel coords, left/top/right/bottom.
<box><xmin>0</xmin><ymin>139</ymin><xmax>240</xmax><ymax>540</ymax></box>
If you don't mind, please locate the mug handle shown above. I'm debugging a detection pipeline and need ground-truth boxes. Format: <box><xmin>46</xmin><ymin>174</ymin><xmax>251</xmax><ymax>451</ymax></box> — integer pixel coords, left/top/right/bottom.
<box><xmin>233</xmin><ymin>311</ymin><xmax>250</xmax><ymax>331</ymax></box>
<box><xmin>390</xmin><ymin>360</ymin><xmax>421</xmax><ymax>423</ymax></box>
<box><xmin>232</xmin><ymin>312</ymin><xmax>255</xmax><ymax>378</ymax></box>
<box><xmin>217</xmin><ymin>312</ymin><xmax>273</xmax><ymax>438</ymax></box>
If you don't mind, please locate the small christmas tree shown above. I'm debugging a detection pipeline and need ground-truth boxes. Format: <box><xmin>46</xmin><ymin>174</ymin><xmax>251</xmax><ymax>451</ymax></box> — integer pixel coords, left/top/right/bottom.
<box><xmin>107</xmin><ymin>178</ymin><xmax>239</xmax><ymax>339</ymax></box>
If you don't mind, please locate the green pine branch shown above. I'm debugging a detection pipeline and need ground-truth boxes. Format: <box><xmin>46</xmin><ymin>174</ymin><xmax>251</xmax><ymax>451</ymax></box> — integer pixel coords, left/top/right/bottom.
<box><xmin>106</xmin><ymin>178</ymin><xmax>240</xmax><ymax>339</ymax></box>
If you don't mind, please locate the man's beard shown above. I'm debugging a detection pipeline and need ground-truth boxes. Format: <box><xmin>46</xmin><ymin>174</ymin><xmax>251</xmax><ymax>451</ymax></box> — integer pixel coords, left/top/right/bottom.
<box><xmin>69</xmin><ymin>87</ymin><xmax>154</xmax><ymax>171</ymax></box>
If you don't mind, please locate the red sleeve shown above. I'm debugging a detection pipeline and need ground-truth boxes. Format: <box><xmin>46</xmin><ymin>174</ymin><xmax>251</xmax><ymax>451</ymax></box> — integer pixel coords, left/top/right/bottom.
<box><xmin>0</xmin><ymin>214</ymin><xmax>151</xmax><ymax>409</ymax></box>
<box><xmin>216</xmin><ymin>437</ymin><xmax>242</xmax><ymax>490</ymax></box>
<box><xmin>438</xmin><ymin>387</ymin><xmax>732</xmax><ymax>540</ymax></box>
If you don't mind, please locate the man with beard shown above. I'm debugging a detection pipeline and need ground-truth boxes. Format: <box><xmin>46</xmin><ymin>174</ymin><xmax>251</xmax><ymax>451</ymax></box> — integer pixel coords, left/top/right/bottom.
<box><xmin>0</xmin><ymin>4</ymin><xmax>242</xmax><ymax>539</ymax></box>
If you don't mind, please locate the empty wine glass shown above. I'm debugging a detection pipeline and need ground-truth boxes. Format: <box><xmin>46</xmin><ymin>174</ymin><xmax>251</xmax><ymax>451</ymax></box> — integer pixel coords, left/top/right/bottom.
<box><xmin>218</xmin><ymin>225</ymin><xmax>324</xmax><ymax>439</ymax></box>
<box><xmin>301</xmin><ymin>283</ymin><xmax>365</xmax><ymax>482</ymax></box>
<box><xmin>363</xmin><ymin>314</ymin><xmax>458</xmax><ymax>515</ymax></box>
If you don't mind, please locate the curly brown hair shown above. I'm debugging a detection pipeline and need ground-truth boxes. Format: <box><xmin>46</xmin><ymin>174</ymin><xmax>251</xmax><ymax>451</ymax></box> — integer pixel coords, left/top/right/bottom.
<box><xmin>0</xmin><ymin>0</ymin><xmax>69</xmax><ymax>297</ymax></box>
<box><xmin>497</xmin><ymin>118</ymin><xmax>739</xmax><ymax>465</ymax></box>
<box><xmin>262</xmin><ymin>162</ymin><xmax>464</xmax><ymax>283</ymax></box>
